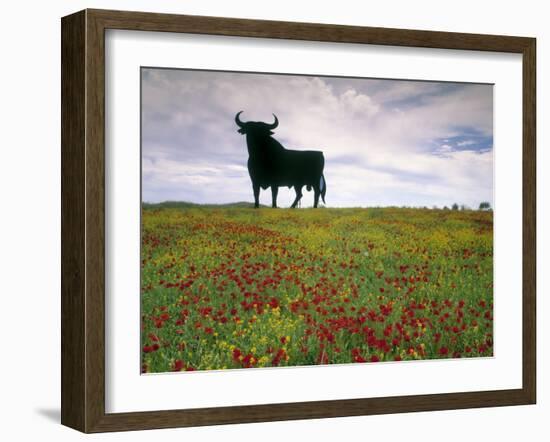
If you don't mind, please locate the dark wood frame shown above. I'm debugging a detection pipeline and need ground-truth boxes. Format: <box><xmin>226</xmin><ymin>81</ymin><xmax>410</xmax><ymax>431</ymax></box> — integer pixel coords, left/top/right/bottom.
<box><xmin>61</xmin><ymin>8</ymin><xmax>536</xmax><ymax>433</ymax></box>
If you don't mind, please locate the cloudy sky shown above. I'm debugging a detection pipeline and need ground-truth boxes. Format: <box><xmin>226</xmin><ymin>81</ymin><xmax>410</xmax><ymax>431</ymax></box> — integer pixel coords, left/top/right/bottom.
<box><xmin>141</xmin><ymin>68</ymin><xmax>493</xmax><ymax>208</ymax></box>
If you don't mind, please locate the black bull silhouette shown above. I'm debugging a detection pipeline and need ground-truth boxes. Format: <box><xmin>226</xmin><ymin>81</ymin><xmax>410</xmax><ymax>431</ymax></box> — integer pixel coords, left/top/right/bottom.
<box><xmin>235</xmin><ymin>111</ymin><xmax>327</xmax><ymax>208</ymax></box>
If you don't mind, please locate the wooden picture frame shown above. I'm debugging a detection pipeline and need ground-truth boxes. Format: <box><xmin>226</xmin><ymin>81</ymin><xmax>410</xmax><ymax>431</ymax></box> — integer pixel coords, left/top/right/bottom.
<box><xmin>61</xmin><ymin>8</ymin><xmax>536</xmax><ymax>433</ymax></box>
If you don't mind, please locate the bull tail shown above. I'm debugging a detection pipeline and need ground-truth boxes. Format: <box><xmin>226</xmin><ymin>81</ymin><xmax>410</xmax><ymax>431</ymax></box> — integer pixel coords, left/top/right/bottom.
<box><xmin>320</xmin><ymin>174</ymin><xmax>326</xmax><ymax>205</ymax></box>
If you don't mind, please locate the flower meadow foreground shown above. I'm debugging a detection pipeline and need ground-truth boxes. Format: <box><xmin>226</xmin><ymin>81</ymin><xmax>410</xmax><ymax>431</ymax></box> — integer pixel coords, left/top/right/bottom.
<box><xmin>141</xmin><ymin>207</ymin><xmax>493</xmax><ymax>373</ymax></box>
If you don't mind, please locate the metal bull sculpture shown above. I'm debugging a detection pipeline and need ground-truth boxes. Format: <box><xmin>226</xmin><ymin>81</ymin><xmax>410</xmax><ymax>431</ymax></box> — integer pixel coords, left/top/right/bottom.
<box><xmin>235</xmin><ymin>111</ymin><xmax>327</xmax><ymax>208</ymax></box>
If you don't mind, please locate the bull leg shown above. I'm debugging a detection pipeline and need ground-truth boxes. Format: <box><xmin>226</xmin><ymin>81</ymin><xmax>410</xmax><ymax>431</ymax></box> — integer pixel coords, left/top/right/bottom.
<box><xmin>290</xmin><ymin>185</ymin><xmax>303</xmax><ymax>209</ymax></box>
<box><xmin>252</xmin><ymin>182</ymin><xmax>260</xmax><ymax>208</ymax></box>
<box><xmin>313</xmin><ymin>185</ymin><xmax>321</xmax><ymax>208</ymax></box>
<box><xmin>271</xmin><ymin>186</ymin><xmax>278</xmax><ymax>208</ymax></box>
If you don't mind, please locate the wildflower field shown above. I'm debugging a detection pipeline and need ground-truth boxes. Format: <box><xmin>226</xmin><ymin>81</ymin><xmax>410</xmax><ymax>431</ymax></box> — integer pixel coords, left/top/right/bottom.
<box><xmin>141</xmin><ymin>207</ymin><xmax>493</xmax><ymax>373</ymax></box>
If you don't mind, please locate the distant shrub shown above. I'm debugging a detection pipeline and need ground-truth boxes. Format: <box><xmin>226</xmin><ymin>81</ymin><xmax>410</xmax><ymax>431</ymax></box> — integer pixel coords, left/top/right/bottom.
<box><xmin>451</xmin><ymin>203</ymin><xmax>459</xmax><ymax>211</ymax></box>
<box><xmin>479</xmin><ymin>202</ymin><xmax>491</xmax><ymax>210</ymax></box>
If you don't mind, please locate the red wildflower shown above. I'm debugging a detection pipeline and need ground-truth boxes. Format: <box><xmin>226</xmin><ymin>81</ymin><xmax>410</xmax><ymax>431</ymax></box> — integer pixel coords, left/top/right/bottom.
<box><xmin>173</xmin><ymin>360</ymin><xmax>184</xmax><ymax>371</ymax></box>
<box><xmin>143</xmin><ymin>343</ymin><xmax>160</xmax><ymax>353</ymax></box>
<box><xmin>273</xmin><ymin>348</ymin><xmax>288</xmax><ymax>366</ymax></box>
<box><xmin>232</xmin><ymin>348</ymin><xmax>242</xmax><ymax>362</ymax></box>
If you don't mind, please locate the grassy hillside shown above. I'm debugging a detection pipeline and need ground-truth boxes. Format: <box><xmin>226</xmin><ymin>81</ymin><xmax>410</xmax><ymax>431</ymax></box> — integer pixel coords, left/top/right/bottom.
<box><xmin>142</xmin><ymin>201</ymin><xmax>265</xmax><ymax>209</ymax></box>
<box><xmin>140</xmin><ymin>207</ymin><xmax>493</xmax><ymax>372</ymax></box>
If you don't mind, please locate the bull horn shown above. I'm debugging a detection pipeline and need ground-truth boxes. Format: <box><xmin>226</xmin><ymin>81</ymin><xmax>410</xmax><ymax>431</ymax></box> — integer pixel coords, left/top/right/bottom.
<box><xmin>235</xmin><ymin>111</ymin><xmax>245</xmax><ymax>128</ymax></box>
<box><xmin>267</xmin><ymin>114</ymin><xmax>279</xmax><ymax>129</ymax></box>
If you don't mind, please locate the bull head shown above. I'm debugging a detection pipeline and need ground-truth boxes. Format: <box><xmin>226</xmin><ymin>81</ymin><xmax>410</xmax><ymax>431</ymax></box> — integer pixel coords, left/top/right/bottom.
<box><xmin>235</xmin><ymin>111</ymin><xmax>279</xmax><ymax>135</ymax></box>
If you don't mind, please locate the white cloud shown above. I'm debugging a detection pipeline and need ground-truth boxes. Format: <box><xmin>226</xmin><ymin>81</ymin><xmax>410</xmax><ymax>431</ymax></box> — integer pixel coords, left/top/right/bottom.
<box><xmin>457</xmin><ymin>140</ymin><xmax>476</xmax><ymax>147</ymax></box>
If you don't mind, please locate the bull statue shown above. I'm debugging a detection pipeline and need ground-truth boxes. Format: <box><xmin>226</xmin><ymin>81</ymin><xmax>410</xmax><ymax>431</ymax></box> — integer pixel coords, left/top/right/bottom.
<box><xmin>235</xmin><ymin>111</ymin><xmax>327</xmax><ymax>209</ymax></box>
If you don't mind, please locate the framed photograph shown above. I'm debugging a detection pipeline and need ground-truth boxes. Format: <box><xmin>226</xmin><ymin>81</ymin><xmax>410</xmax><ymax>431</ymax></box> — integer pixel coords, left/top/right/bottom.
<box><xmin>61</xmin><ymin>9</ymin><xmax>536</xmax><ymax>433</ymax></box>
